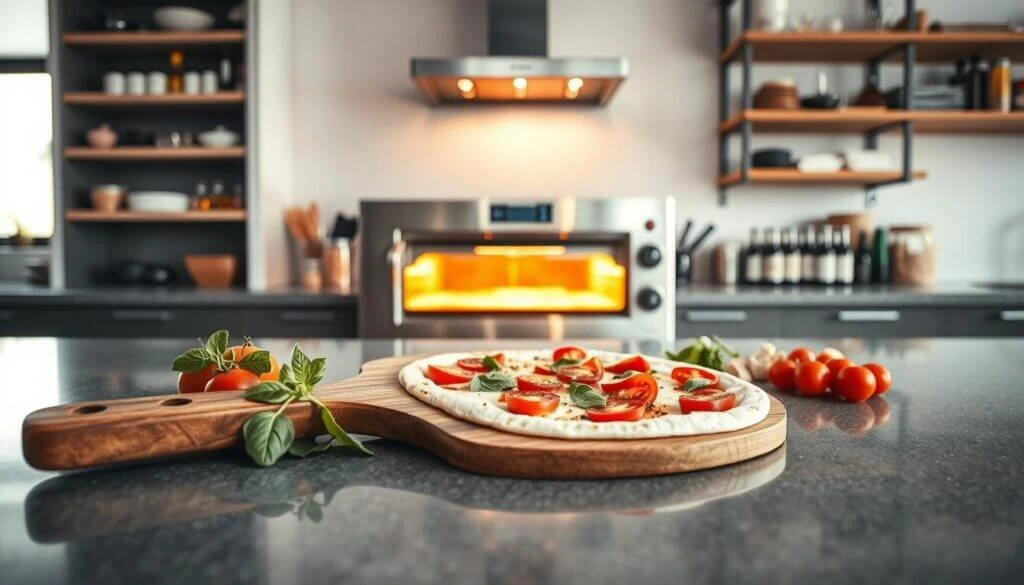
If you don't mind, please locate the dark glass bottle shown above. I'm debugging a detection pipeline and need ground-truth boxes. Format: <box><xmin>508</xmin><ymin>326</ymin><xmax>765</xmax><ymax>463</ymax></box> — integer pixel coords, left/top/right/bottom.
<box><xmin>871</xmin><ymin>227</ymin><xmax>889</xmax><ymax>283</ymax></box>
<box><xmin>762</xmin><ymin>228</ymin><xmax>784</xmax><ymax>285</ymax></box>
<box><xmin>835</xmin><ymin>225</ymin><xmax>854</xmax><ymax>285</ymax></box>
<box><xmin>800</xmin><ymin>225</ymin><xmax>816</xmax><ymax>284</ymax></box>
<box><xmin>855</xmin><ymin>230</ymin><xmax>873</xmax><ymax>284</ymax></box>
<box><xmin>743</xmin><ymin>228</ymin><xmax>762</xmax><ymax>285</ymax></box>
<box><xmin>783</xmin><ymin>227</ymin><xmax>801</xmax><ymax>284</ymax></box>
<box><xmin>815</xmin><ymin>225</ymin><xmax>836</xmax><ymax>285</ymax></box>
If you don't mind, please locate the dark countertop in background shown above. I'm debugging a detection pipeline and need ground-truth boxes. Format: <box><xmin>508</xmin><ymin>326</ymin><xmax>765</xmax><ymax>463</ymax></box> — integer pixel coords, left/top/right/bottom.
<box><xmin>0</xmin><ymin>284</ymin><xmax>356</xmax><ymax>307</ymax></box>
<box><xmin>2</xmin><ymin>337</ymin><xmax>1020</xmax><ymax>585</ymax></box>
<box><xmin>677</xmin><ymin>281</ymin><xmax>1024</xmax><ymax>307</ymax></box>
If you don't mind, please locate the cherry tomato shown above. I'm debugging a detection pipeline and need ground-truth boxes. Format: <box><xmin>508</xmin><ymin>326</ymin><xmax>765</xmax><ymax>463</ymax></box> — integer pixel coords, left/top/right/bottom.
<box><xmin>670</xmin><ymin>366</ymin><xmax>719</xmax><ymax>388</ymax></box>
<box><xmin>826</xmin><ymin>358</ymin><xmax>855</xmax><ymax>376</ymax></box>
<box><xmin>204</xmin><ymin>368</ymin><xmax>261</xmax><ymax>392</ymax></box>
<box><xmin>556</xmin><ymin>356</ymin><xmax>603</xmax><ymax>384</ymax></box>
<box><xmin>506</xmin><ymin>391</ymin><xmax>561</xmax><ymax>417</ymax></box>
<box><xmin>787</xmin><ymin>347</ymin><xmax>816</xmax><ymax>363</ymax></box>
<box><xmin>816</xmin><ymin>347</ymin><xmax>845</xmax><ymax>363</ymax></box>
<box><xmin>833</xmin><ymin>366</ymin><xmax>876</xmax><ymax>402</ymax></box>
<box><xmin>553</xmin><ymin>346</ymin><xmax>587</xmax><ymax>362</ymax></box>
<box><xmin>178</xmin><ymin>363</ymin><xmax>217</xmax><ymax>393</ymax></box>
<box><xmin>516</xmin><ymin>374</ymin><xmax>566</xmax><ymax>393</ymax></box>
<box><xmin>585</xmin><ymin>400</ymin><xmax>647</xmax><ymax>422</ymax></box>
<box><xmin>226</xmin><ymin>344</ymin><xmax>281</xmax><ymax>382</ymax></box>
<box><xmin>863</xmin><ymin>363</ymin><xmax>892</xmax><ymax>394</ymax></box>
<box><xmin>605</xmin><ymin>355</ymin><xmax>651</xmax><ymax>374</ymax></box>
<box><xmin>426</xmin><ymin>364</ymin><xmax>473</xmax><ymax>385</ymax></box>
<box><xmin>768</xmin><ymin>359</ymin><xmax>797</xmax><ymax>392</ymax></box>
<box><xmin>794</xmin><ymin>360</ymin><xmax>832</xmax><ymax>396</ymax></box>
<box><xmin>456</xmin><ymin>353</ymin><xmax>505</xmax><ymax>373</ymax></box>
<box><xmin>600</xmin><ymin>372</ymin><xmax>659</xmax><ymax>406</ymax></box>
<box><xmin>533</xmin><ymin>362</ymin><xmax>555</xmax><ymax>375</ymax></box>
<box><xmin>678</xmin><ymin>388</ymin><xmax>738</xmax><ymax>414</ymax></box>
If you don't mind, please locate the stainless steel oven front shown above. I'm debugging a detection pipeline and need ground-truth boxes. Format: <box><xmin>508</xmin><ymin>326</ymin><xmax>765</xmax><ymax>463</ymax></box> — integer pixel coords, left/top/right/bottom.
<box><xmin>359</xmin><ymin>198</ymin><xmax>675</xmax><ymax>339</ymax></box>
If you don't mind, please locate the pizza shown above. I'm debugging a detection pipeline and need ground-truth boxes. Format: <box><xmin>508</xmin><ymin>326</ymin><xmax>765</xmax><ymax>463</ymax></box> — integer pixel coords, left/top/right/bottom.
<box><xmin>398</xmin><ymin>346</ymin><xmax>770</xmax><ymax>440</ymax></box>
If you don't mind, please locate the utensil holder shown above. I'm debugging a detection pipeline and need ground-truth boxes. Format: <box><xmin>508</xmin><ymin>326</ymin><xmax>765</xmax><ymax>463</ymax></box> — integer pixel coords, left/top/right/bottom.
<box><xmin>676</xmin><ymin>251</ymin><xmax>692</xmax><ymax>286</ymax></box>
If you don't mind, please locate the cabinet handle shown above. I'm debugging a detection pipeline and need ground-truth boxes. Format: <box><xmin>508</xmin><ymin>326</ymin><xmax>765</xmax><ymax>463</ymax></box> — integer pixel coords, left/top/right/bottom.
<box><xmin>999</xmin><ymin>310</ymin><xmax>1024</xmax><ymax>322</ymax></box>
<box><xmin>837</xmin><ymin>310</ymin><xmax>900</xmax><ymax>322</ymax></box>
<box><xmin>111</xmin><ymin>310</ymin><xmax>173</xmax><ymax>322</ymax></box>
<box><xmin>684</xmin><ymin>310</ymin><xmax>748</xmax><ymax>322</ymax></box>
<box><xmin>279</xmin><ymin>311</ymin><xmax>337</xmax><ymax>322</ymax></box>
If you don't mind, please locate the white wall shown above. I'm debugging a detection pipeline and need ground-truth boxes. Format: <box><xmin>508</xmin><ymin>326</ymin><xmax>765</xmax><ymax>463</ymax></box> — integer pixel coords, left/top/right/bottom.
<box><xmin>0</xmin><ymin>0</ymin><xmax>48</xmax><ymax>57</ymax></box>
<box><xmin>286</xmin><ymin>0</ymin><xmax>1024</xmax><ymax>282</ymax></box>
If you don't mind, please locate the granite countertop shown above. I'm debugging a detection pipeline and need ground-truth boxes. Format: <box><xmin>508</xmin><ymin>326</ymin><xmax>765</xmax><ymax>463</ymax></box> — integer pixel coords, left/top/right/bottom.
<box><xmin>2</xmin><ymin>337</ymin><xmax>1021</xmax><ymax>585</ymax></box>
<box><xmin>678</xmin><ymin>281</ymin><xmax>1024</xmax><ymax>307</ymax></box>
<box><xmin>0</xmin><ymin>284</ymin><xmax>357</xmax><ymax>307</ymax></box>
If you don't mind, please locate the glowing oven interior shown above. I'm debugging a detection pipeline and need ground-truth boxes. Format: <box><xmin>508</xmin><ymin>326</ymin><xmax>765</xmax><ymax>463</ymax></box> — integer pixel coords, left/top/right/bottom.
<box><xmin>402</xmin><ymin>244</ymin><xmax>628</xmax><ymax>314</ymax></box>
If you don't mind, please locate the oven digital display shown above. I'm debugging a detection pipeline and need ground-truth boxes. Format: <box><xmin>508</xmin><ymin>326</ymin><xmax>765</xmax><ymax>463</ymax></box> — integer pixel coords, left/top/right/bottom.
<box><xmin>490</xmin><ymin>204</ymin><xmax>553</xmax><ymax>223</ymax></box>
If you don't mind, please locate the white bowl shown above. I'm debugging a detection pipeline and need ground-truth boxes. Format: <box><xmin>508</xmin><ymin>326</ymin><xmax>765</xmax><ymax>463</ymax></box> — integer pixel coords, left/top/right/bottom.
<box><xmin>127</xmin><ymin>191</ymin><xmax>190</xmax><ymax>213</ymax></box>
<box><xmin>154</xmin><ymin>6</ymin><xmax>215</xmax><ymax>31</ymax></box>
<box><xmin>197</xmin><ymin>125</ymin><xmax>240</xmax><ymax>148</ymax></box>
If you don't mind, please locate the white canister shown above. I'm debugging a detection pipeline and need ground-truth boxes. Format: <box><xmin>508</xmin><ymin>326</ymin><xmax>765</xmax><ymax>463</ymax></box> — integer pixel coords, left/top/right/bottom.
<box><xmin>146</xmin><ymin>71</ymin><xmax>168</xmax><ymax>95</ymax></box>
<box><xmin>183</xmin><ymin>71</ymin><xmax>201</xmax><ymax>95</ymax></box>
<box><xmin>713</xmin><ymin>241</ymin><xmax>742</xmax><ymax>285</ymax></box>
<box><xmin>200</xmin><ymin>70</ymin><xmax>219</xmax><ymax>94</ymax></box>
<box><xmin>103</xmin><ymin>72</ymin><xmax>125</xmax><ymax>95</ymax></box>
<box><xmin>753</xmin><ymin>0</ymin><xmax>789</xmax><ymax>32</ymax></box>
<box><xmin>126</xmin><ymin>71</ymin><xmax>146</xmax><ymax>95</ymax></box>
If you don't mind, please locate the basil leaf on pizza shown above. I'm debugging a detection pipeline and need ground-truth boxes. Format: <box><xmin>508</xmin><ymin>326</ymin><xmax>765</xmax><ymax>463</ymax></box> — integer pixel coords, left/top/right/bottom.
<box><xmin>481</xmin><ymin>355</ymin><xmax>502</xmax><ymax>371</ymax></box>
<box><xmin>470</xmin><ymin>371</ymin><xmax>516</xmax><ymax>392</ymax></box>
<box><xmin>683</xmin><ymin>377</ymin><xmax>714</xmax><ymax>391</ymax></box>
<box><xmin>551</xmin><ymin>357</ymin><xmax>581</xmax><ymax>371</ymax></box>
<box><xmin>569</xmin><ymin>382</ymin><xmax>607</xmax><ymax>408</ymax></box>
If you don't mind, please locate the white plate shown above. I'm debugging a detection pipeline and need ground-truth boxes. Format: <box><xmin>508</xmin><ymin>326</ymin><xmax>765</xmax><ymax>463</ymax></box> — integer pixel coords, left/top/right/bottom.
<box><xmin>153</xmin><ymin>7</ymin><xmax>215</xmax><ymax>31</ymax></box>
<box><xmin>127</xmin><ymin>191</ymin><xmax>189</xmax><ymax>213</ymax></box>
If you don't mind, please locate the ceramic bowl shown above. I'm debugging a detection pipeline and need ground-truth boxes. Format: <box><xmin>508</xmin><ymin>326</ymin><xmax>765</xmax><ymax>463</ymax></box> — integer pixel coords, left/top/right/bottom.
<box><xmin>154</xmin><ymin>6</ymin><xmax>215</xmax><ymax>31</ymax></box>
<box><xmin>185</xmin><ymin>254</ymin><xmax>237</xmax><ymax>288</ymax></box>
<box><xmin>127</xmin><ymin>191</ymin><xmax>189</xmax><ymax>213</ymax></box>
<box><xmin>86</xmin><ymin>124</ymin><xmax>118</xmax><ymax>149</ymax></box>
<box><xmin>753</xmin><ymin>81</ymin><xmax>800</xmax><ymax>110</ymax></box>
<box><xmin>197</xmin><ymin>125</ymin><xmax>240</xmax><ymax>148</ymax></box>
<box><xmin>90</xmin><ymin>185</ymin><xmax>126</xmax><ymax>212</ymax></box>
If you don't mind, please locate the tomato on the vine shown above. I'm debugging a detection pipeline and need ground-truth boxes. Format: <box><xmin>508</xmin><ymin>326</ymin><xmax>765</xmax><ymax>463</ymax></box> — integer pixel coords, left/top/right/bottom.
<box><xmin>226</xmin><ymin>344</ymin><xmax>280</xmax><ymax>382</ymax></box>
<box><xmin>605</xmin><ymin>355</ymin><xmax>651</xmax><ymax>374</ymax></box>
<box><xmin>204</xmin><ymin>368</ymin><xmax>261</xmax><ymax>392</ymax></box>
<box><xmin>601</xmin><ymin>372</ymin><xmax>659</xmax><ymax>406</ymax></box>
<box><xmin>178</xmin><ymin>363</ymin><xmax>217</xmax><ymax>393</ymax></box>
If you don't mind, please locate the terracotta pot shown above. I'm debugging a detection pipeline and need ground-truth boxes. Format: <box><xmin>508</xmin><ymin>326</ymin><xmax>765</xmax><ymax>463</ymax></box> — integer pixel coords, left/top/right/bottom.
<box><xmin>753</xmin><ymin>80</ymin><xmax>800</xmax><ymax>110</ymax></box>
<box><xmin>185</xmin><ymin>254</ymin><xmax>237</xmax><ymax>288</ymax></box>
<box><xmin>90</xmin><ymin>185</ymin><xmax>125</xmax><ymax>212</ymax></box>
<box><xmin>86</xmin><ymin>124</ymin><xmax>118</xmax><ymax>149</ymax></box>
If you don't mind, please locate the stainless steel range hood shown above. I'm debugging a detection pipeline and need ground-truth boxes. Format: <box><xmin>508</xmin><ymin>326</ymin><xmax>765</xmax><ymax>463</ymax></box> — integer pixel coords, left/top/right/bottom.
<box><xmin>410</xmin><ymin>0</ymin><xmax>628</xmax><ymax>106</ymax></box>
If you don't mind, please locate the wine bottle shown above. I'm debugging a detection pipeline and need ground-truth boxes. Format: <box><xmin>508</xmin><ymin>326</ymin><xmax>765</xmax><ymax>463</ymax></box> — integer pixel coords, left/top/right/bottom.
<box><xmin>815</xmin><ymin>225</ymin><xmax>836</xmax><ymax>285</ymax></box>
<box><xmin>835</xmin><ymin>225</ymin><xmax>855</xmax><ymax>285</ymax></box>
<box><xmin>871</xmin><ymin>227</ymin><xmax>889</xmax><ymax>283</ymax></box>
<box><xmin>744</xmin><ymin>228</ymin><xmax>762</xmax><ymax>285</ymax></box>
<box><xmin>783</xmin><ymin>227</ymin><xmax>802</xmax><ymax>284</ymax></box>
<box><xmin>762</xmin><ymin>228</ymin><xmax>784</xmax><ymax>285</ymax></box>
<box><xmin>855</xmin><ymin>230</ymin><xmax>873</xmax><ymax>284</ymax></box>
<box><xmin>800</xmin><ymin>225</ymin><xmax>816</xmax><ymax>284</ymax></box>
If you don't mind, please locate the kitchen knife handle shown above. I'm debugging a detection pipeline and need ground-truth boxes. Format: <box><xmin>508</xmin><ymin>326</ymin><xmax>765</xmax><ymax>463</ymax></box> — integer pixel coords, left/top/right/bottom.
<box><xmin>837</xmin><ymin>310</ymin><xmax>900</xmax><ymax>322</ymax></box>
<box><xmin>388</xmin><ymin>231</ymin><xmax>407</xmax><ymax>327</ymax></box>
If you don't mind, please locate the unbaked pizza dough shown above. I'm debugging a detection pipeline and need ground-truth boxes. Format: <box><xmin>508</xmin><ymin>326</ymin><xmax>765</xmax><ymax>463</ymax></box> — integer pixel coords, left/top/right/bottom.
<box><xmin>398</xmin><ymin>349</ymin><xmax>770</xmax><ymax>440</ymax></box>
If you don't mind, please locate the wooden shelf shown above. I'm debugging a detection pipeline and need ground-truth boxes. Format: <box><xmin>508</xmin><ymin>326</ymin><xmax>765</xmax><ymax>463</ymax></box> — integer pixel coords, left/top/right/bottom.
<box><xmin>721</xmin><ymin>31</ymin><xmax>1024</xmax><ymax>63</ymax></box>
<box><xmin>721</xmin><ymin>109</ymin><xmax>1024</xmax><ymax>134</ymax></box>
<box><xmin>64</xmin><ymin>147</ymin><xmax>245</xmax><ymax>161</ymax></box>
<box><xmin>63</xmin><ymin>30</ymin><xmax>244</xmax><ymax>48</ymax></box>
<box><xmin>63</xmin><ymin>91</ymin><xmax>245</xmax><ymax>106</ymax></box>
<box><xmin>718</xmin><ymin>168</ymin><xmax>927</xmax><ymax>188</ymax></box>
<box><xmin>66</xmin><ymin>210</ymin><xmax>246</xmax><ymax>222</ymax></box>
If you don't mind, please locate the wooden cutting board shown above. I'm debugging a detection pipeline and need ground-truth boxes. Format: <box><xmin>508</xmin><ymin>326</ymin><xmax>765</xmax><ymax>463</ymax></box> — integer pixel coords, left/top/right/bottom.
<box><xmin>22</xmin><ymin>355</ymin><xmax>786</xmax><ymax>478</ymax></box>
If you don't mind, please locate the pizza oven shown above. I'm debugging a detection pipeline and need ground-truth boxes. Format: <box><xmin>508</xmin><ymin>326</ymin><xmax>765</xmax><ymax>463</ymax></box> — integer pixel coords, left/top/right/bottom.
<box><xmin>359</xmin><ymin>198</ymin><xmax>675</xmax><ymax>339</ymax></box>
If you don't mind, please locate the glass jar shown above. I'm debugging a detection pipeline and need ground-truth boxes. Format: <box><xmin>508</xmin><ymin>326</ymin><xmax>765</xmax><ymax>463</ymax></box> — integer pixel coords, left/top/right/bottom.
<box><xmin>889</xmin><ymin>225</ymin><xmax>936</xmax><ymax>286</ymax></box>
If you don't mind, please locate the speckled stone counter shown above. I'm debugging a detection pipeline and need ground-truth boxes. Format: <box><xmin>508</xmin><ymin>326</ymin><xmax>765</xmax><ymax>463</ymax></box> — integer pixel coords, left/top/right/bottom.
<box><xmin>2</xmin><ymin>337</ymin><xmax>1021</xmax><ymax>585</ymax></box>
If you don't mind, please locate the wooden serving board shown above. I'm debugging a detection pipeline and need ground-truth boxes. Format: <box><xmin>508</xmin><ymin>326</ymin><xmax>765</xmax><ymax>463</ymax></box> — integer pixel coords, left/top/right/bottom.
<box><xmin>22</xmin><ymin>355</ymin><xmax>786</xmax><ymax>479</ymax></box>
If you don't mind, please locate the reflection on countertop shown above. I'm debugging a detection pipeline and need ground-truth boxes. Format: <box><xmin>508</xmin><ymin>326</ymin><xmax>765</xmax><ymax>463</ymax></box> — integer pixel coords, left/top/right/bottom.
<box><xmin>1</xmin><ymin>337</ymin><xmax>1022</xmax><ymax>585</ymax></box>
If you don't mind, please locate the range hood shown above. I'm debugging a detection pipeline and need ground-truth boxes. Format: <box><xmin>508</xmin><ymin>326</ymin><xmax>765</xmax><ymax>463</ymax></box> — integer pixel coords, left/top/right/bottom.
<box><xmin>411</xmin><ymin>0</ymin><xmax>628</xmax><ymax>106</ymax></box>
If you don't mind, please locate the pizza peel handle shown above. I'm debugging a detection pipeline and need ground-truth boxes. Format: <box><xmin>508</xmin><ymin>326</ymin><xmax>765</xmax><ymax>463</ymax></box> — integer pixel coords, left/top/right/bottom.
<box><xmin>21</xmin><ymin>356</ymin><xmax>414</xmax><ymax>471</ymax></box>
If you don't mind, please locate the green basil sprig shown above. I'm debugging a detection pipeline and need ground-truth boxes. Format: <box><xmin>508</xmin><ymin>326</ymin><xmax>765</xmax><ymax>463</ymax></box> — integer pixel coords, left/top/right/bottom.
<box><xmin>569</xmin><ymin>382</ymin><xmax>607</xmax><ymax>408</ymax></box>
<box><xmin>241</xmin><ymin>344</ymin><xmax>373</xmax><ymax>466</ymax></box>
<box><xmin>551</xmin><ymin>357</ymin><xmax>581</xmax><ymax>371</ymax></box>
<box><xmin>481</xmin><ymin>355</ymin><xmax>502</xmax><ymax>371</ymax></box>
<box><xmin>682</xmin><ymin>378</ymin><xmax>714</xmax><ymax>392</ymax></box>
<box><xmin>469</xmin><ymin>371</ymin><xmax>516</xmax><ymax>392</ymax></box>
<box><xmin>665</xmin><ymin>335</ymin><xmax>739</xmax><ymax>372</ymax></box>
<box><xmin>172</xmin><ymin>329</ymin><xmax>271</xmax><ymax>376</ymax></box>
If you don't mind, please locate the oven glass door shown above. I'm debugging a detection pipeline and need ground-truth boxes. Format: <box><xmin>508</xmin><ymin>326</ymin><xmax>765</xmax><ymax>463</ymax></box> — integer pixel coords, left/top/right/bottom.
<box><xmin>399</xmin><ymin>233</ymin><xmax>630</xmax><ymax>315</ymax></box>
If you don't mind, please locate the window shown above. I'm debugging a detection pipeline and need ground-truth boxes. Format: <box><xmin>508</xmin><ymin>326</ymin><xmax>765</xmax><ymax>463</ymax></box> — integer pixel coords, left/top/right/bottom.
<box><xmin>0</xmin><ymin>69</ymin><xmax>53</xmax><ymax>238</ymax></box>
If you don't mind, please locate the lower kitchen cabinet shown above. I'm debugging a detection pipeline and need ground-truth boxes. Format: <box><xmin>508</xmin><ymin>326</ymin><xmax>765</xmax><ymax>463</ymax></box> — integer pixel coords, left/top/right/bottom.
<box><xmin>947</xmin><ymin>308</ymin><xmax>1024</xmax><ymax>337</ymax></box>
<box><xmin>678</xmin><ymin>309</ymin><xmax>783</xmax><ymax>338</ymax></box>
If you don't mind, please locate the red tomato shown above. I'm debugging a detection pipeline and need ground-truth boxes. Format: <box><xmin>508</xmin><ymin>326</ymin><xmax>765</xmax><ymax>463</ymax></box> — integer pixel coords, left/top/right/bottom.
<box><xmin>788</xmin><ymin>347</ymin><xmax>816</xmax><ymax>363</ymax></box>
<box><xmin>863</xmin><ymin>363</ymin><xmax>892</xmax><ymax>394</ymax></box>
<box><xmin>816</xmin><ymin>348</ymin><xmax>845</xmax><ymax>363</ymax></box>
<box><xmin>178</xmin><ymin>363</ymin><xmax>217</xmax><ymax>393</ymax></box>
<box><xmin>585</xmin><ymin>400</ymin><xmax>647</xmax><ymax>422</ymax></box>
<box><xmin>833</xmin><ymin>366</ymin><xmax>877</xmax><ymax>402</ymax></box>
<box><xmin>826</xmin><ymin>358</ymin><xmax>855</xmax><ymax>376</ymax></box>
<box><xmin>556</xmin><ymin>356</ymin><xmax>603</xmax><ymax>384</ymax></box>
<box><xmin>204</xmin><ymin>368</ymin><xmax>261</xmax><ymax>392</ymax></box>
<box><xmin>426</xmin><ymin>364</ymin><xmax>473</xmax><ymax>385</ymax></box>
<box><xmin>533</xmin><ymin>362</ymin><xmax>555</xmax><ymax>375</ymax></box>
<box><xmin>794</xmin><ymin>360</ymin><xmax>832</xmax><ymax>396</ymax></box>
<box><xmin>516</xmin><ymin>374</ymin><xmax>566</xmax><ymax>393</ymax></box>
<box><xmin>601</xmin><ymin>372</ymin><xmax>659</xmax><ymax>406</ymax></box>
<box><xmin>678</xmin><ymin>388</ymin><xmax>738</xmax><ymax>414</ymax></box>
<box><xmin>456</xmin><ymin>353</ymin><xmax>505</xmax><ymax>373</ymax></box>
<box><xmin>226</xmin><ymin>344</ymin><xmax>281</xmax><ymax>382</ymax></box>
<box><xmin>605</xmin><ymin>355</ymin><xmax>651</xmax><ymax>374</ymax></box>
<box><xmin>506</xmin><ymin>391</ymin><xmax>561</xmax><ymax>417</ymax></box>
<box><xmin>670</xmin><ymin>366</ymin><xmax>719</xmax><ymax>388</ymax></box>
<box><xmin>768</xmin><ymin>359</ymin><xmax>797</xmax><ymax>392</ymax></box>
<box><xmin>553</xmin><ymin>346</ymin><xmax>587</xmax><ymax>362</ymax></box>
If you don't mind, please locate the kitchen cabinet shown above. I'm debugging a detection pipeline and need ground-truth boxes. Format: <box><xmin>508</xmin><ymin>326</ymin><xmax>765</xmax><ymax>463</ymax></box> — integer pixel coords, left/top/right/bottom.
<box><xmin>947</xmin><ymin>308</ymin><xmax>1024</xmax><ymax>337</ymax></box>
<box><xmin>778</xmin><ymin>308</ymin><xmax>944</xmax><ymax>338</ymax></box>
<box><xmin>678</xmin><ymin>309</ymin><xmax>783</xmax><ymax>338</ymax></box>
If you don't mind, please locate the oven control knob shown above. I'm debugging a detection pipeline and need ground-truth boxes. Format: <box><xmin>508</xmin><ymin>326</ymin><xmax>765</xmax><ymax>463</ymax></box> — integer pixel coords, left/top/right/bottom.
<box><xmin>637</xmin><ymin>245</ymin><xmax>662</xmax><ymax>268</ymax></box>
<box><xmin>637</xmin><ymin>287</ymin><xmax>662</xmax><ymax>311</ymax></box>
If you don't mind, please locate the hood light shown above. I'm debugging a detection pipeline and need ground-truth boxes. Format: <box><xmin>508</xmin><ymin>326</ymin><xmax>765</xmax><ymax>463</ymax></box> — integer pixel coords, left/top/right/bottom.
<box><xmin>564</xmin><ymin>77</ymin><xmax>583</xmax><ymax>99</ymax></box>
<box><xmin>512</xmin><ymin>77</ymin><xmax>528</xmax><ymax>99</ymax></box>
<box><xmin>457</xmin><ymin>78</ymin><xmax>476</xmax><ymax>99</ymax></box>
